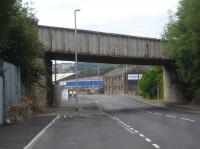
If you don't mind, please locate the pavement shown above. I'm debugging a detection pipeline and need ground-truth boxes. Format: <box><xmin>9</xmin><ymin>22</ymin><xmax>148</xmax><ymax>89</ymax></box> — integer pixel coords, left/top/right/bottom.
<box><xmin>0</xmin><ymin>114</ymin><xmax>57</xmax><ymax>149</ymax></box>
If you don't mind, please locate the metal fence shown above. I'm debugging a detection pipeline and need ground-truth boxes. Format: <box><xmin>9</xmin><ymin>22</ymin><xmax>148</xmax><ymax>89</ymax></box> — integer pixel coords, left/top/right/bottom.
<box><xmin>0</xmin><ymin>60</ymin><xmax>21</xmax><ymax>124</ymax></box>
<box><xmin>0</xmin><ymin>73</ymin><xmax>3</xmax><ymax>124</ymax></box>
<box><xmin>3</xmin><ymin>61</ymin><xmax>21</xmax><ymax>103</ymax></box>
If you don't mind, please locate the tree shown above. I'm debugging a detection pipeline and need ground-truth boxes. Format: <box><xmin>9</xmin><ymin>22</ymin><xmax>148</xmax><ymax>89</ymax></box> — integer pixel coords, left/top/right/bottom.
<box><xmin>138</xmin><ymin>67</ymin><xmax>163</xmax><ymax>99</ymax></box>
<box><xmin>0</xmin><ymin>0</ymin><xmax>42</xmax><ymax>88</ymax></box>
<box><xmin>162</xmin><ymin>0</ymin><xmax>200</xmax><ymax>101</ymax></box>
<box><xmin>0</xmin><ymin>0</ymin><xmax>16</xmax><ymax>51</ymax></box>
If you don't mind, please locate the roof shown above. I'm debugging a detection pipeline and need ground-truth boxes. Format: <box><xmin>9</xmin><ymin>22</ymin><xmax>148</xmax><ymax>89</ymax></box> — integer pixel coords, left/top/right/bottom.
<box><xmin>66</xmin><ymin>76</ymin><xmax>103</xmax><ymax>82</ymax></box>
<box><xmin>52</xmin><ymin>73</ymin><xmax>75</xmax><ymax>82</ymax></box>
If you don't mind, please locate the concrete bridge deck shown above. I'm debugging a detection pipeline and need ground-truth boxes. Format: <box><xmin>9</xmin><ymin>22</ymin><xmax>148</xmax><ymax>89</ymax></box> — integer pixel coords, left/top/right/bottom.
<box><xmin>38</xmin><ymin>25</ymin><xmax>173</xmax><ymax>65</ymax></box>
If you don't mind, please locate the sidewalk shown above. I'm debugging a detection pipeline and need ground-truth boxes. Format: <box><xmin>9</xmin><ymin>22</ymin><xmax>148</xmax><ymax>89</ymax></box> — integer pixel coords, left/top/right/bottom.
<box><xmin>130</xmin><ymin>95</ymin><xmax>200</xmax><ymax>113</ymax></box>
<box><xmin>0</xmin><ymin>114</ymin><xmax>57</xmax><ymax>149</ymax></box>
<box><xmin>0</xmin><ymin>96</ymin><xmax>102</xmax><ymax>149</ymax></box>
<box><xmin>56</xmin><ymin>95</ymin><xmax>104</xmax><ymax>117</ymax></box>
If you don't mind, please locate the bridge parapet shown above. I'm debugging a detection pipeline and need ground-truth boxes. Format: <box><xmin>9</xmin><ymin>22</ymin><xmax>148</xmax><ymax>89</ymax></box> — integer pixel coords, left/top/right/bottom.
<box><xmin>38</xmin><ymin>25</ymin><xmax>171</xmax><ymax>65</ymax></box>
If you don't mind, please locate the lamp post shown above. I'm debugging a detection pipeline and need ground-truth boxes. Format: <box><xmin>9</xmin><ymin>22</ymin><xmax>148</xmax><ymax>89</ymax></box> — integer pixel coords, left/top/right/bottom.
<box><xmin>74</xmin><ymin>9</ymin><xmax>80</xmax><ymax>111</ymax></box>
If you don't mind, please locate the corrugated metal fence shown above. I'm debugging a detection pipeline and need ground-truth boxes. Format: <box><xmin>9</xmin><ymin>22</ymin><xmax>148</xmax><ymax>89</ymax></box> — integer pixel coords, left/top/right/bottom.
<box><xmin>3</xmin><ymin>61</ymin><xmax>21</xmax><ymax>103</ymax></box>
<box><xmin>0</xmin><ymin>60</ymin><xmax>21</xmax><ymax>124</ymax></box>
<box><xmin>0</xmin><ymin>61</ymin><xmax>3</xmax><ymax>124</ymax></box>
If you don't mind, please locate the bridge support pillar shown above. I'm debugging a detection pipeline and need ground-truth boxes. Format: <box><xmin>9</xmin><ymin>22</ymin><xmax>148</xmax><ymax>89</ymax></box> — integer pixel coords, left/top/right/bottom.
<box><xmin>44</xmin><ymin>56</ymin><xmax>54</xmax><ymax>106</ymax></box>
<box><xmin>163</xmin><ymin>66</ymin><xmax>185</xmax><ymax>103</ymax></box>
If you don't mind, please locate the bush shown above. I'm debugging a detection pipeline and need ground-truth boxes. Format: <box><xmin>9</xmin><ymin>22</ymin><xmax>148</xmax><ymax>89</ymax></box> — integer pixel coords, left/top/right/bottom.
<box><xmin>138</xmin><ymin>67</ymin><xmax>163</xmax><ymax>99</ymax></box>
<box><xmin>0</xmin><ymin>0</ymin><xmax>43</xmax><ymax>89</ymax></box>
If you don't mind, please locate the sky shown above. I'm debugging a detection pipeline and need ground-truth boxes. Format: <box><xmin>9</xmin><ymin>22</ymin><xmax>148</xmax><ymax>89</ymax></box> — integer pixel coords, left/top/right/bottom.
<box><xmin>23</xmin><ymin>0</ymin><xmax>180</xmax><ymax>39</ymax></box>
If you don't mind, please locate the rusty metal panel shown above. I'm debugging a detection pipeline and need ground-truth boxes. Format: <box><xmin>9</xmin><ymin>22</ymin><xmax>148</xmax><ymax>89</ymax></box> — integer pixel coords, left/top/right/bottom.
<box><xmin>120</xmin><ymin>37</ymin><xmax>128</xmax><ymax>57</ymax></box>
<box><xmin>111</xmin><ymin>36</ymin><xmax>119</xmax><ymax>56</ymax></box>
<box><xmin>88</xmin><ymin>32</ymin><xmax>99</xmax><ymax>55</ymax></box>
<box><xmin>132</xmin><ymin>38</ymin><xmax>137</xmax><ymax>57</ymax></box>
<box><xmin>68</xmin><ymin>30</ymin><xmax>74</xmax><ymax>53</ymax></box>
<box><xmin>137</xmin><ymin>38</ymin><xmax>142</xmax><ymax>57</ymax></box>
<box><xmin>127</xmin><ymin>37</ymin><xmax>133</xmax><ymax>57</ymax></box>
<box><xmin>63</xmin><ymin>30</ymin><xmax>69</xmax><ymax>52</ymax></box>
<box><xmin>79</xmin><ymin>32</ymin><xmax>89</xmax><ymax>54</ymax></box>
<box><xmin>54</xmin><ymin>29</ymin><xmax>64</xmax><ymax>52</ymax></box>
<box><xmin>115</xmin><ymin>36</ymin><xmax>123</xmax><ymax>56</ymax></box>
<box><xmin>100</xmin><ymin>34</ymin><xmax>108</xmax><ymax>56</ymax></box>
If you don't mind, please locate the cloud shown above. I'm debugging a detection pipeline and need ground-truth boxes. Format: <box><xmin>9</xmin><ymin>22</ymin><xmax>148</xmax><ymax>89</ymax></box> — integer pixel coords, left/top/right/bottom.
<box><xmin>23</xmin><ymin>0</ymin><xmax>179</xmax><ymax>38</ymax></box>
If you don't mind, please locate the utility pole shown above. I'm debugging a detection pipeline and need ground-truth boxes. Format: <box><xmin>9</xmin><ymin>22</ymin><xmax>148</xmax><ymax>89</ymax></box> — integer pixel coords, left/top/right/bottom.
<box><xmin>74</xmin><ymin>9</ymin><xmax>80</xmax><ymax>111</ymax></box>
<box><xmin>54</xmin><ymin>60</ymin><xmax>57</xmax><ymax>85</ymax></box>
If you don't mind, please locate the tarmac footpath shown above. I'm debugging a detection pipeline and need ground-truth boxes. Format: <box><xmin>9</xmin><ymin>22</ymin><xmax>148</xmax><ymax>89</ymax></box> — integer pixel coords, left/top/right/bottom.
<box><xmin>0</xmin><ymin>114</ymin><xmax>57</xmax><ymax>149</ymax></box>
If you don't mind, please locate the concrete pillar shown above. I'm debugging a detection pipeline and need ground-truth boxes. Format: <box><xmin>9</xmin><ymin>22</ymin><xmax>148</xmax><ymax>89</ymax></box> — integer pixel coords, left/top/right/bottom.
<box><xmin>163</xmin><ymin>66</ymin><xmax>185</xmax><ymax>103</ymax></box>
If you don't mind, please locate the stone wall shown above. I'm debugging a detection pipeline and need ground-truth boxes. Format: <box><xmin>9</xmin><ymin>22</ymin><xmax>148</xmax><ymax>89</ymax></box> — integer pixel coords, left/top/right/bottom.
<box><xmin>163</xmin><ymin>66</ymin><xmax>186</xmax><ymax>103</ymax></box>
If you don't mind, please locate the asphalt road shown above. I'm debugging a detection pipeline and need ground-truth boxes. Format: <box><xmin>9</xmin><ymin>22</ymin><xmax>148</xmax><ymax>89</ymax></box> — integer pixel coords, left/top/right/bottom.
<box><xmin>33</xmin><ymin>95</ymin><xmax>200</xmax><ymax>149</ymax></box>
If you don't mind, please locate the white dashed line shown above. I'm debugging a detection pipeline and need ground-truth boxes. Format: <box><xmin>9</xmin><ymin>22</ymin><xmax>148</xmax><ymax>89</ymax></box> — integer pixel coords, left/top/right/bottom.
<box><xmin>134</xmin><ymin>130</ymin><xmax>139</xmax><ymax>133</ymax></box>
<box><xmin>180</xmin><ymin>117</ymin><xmax>195</xmax><ymax>122</ymax></box>
<box><xmin>146</xmin><ymin>111</ymin><xmax>153</xmax><ymax>114</ymax></box>
<box><xmin>139</xmin><ymin>134</ymin><xmax>145</xmax><ymax>137</ymax></box>
<box><xmin>115</xmin><ymin>98</ymin><xmax>197</xmax><ymax>123</ymax></box>
<box><xmin>110</xmin><ymin>116</ymin><xmax>161</xmax><ymax>149</ymax></box>
<box><xmin>145</xmin><ymin>138</ymin><xmax>152</xmax><ymax>142</ymax></box>
<box><xmin>152</xmin><ymin>143</ymin><xmax>160</xmax><ymax>148</ymax></box>
<box><xmin>154</xmin><ymin>113</ymin><xmax>163</xmax><ymax>116</ymax></box>
<box><xmin>165</xmin><ymin>115</ymin><xmax>176</xmax><ymax>118</ymax></box>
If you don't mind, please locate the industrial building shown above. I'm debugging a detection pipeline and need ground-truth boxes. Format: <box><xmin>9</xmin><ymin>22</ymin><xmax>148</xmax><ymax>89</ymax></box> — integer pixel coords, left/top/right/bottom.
<box><xmin>103</xmin><ymin>66</ymin><xmax>147</xmax><ymax>95</ymax></box>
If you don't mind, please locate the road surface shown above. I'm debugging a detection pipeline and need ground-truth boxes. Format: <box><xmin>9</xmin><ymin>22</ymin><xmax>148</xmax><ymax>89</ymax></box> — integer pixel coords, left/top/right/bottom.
<box><xmin>33</xmin><ymin>95</ymin><xmax>200</xmax><ymax>149</ymax></box>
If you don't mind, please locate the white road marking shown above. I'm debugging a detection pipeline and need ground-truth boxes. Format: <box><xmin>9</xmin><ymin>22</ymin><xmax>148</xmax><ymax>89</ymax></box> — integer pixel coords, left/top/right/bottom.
<box><xmin>165</xmin><ymin>114</ymin><xmax>176</xmax><ymax>118</ymax></box>
<box><xmin>145</xmin><ymin>138</ymin><xmax>152</xmax><ymax>142</ymax></box>
<box><xmin>139</xmin><ymin>134</ymin><xmax>145</xmax><ymax>137</ymax></box>
<box><xmin>154</xmin><ymin>113</ymin><xmax>162</xmax><ymax>116</ymax></box>
<box><xmin>110</xmin><ymin>116</ymin><xmax>161</xmax><ymax>149</ymax></box>
<box><xmin>152</xmin><ymin>144</ymin><xmax>160</xmax><ymax>148</ymax></box>
<box><xmin>180</xmin><ymin>117</ymin><xmax>195</xmax><ymax>122</ymax></box>
<box><xmin>134</xmin><ymin>130</ymin><xmax>139</xmax><ymax>133</ymax></box>
<box><xmin>112</xmin><ymin>96</ymin><xmax>197</xmax><ymax>124</ymax></box>
<box><xmin>146</xmin><ymin>111</ymin><xmax>152</xmax><ymax>114</ymax></box>
<box><xmin>23</xmin><ymin>115</ymin><xmax>60</xmax><ymax>149</ymax></box>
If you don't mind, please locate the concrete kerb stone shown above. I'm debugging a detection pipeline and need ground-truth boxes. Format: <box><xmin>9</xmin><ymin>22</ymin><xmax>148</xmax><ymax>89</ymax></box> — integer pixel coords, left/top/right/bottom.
<box><xmin>23</xmin><ymin>115</ymin><xmax>60</xmax><ymax>149</ymax></box>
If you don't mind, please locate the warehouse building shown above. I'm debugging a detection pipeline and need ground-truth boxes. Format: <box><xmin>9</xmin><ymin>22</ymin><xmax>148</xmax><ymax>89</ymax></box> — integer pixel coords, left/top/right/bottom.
<box><xmin>103</xmin><ymin>66</ymin><xmax>147</xmax><ymax>95</ymax></box>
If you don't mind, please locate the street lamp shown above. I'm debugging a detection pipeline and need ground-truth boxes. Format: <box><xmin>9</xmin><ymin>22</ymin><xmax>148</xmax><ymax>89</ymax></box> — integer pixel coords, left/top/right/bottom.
<box><xmin>74</xmin><ymin>9</ymin><xmax>80</xmax><ymax>111</ymax></box>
